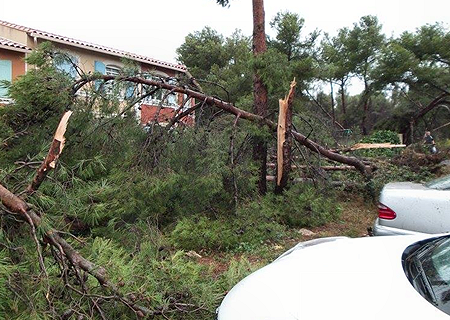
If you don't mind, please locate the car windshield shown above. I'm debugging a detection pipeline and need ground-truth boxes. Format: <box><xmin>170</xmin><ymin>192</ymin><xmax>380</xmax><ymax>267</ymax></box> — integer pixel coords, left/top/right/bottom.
<box><xmin>405</xmin><ymin>237</ymin><xmax>450</xmax><ymax>315</ymax></box>
<box><xmin>425</xmin><ymin>175</ymin><xmax>450</xmax><ymax>190</ymax></box>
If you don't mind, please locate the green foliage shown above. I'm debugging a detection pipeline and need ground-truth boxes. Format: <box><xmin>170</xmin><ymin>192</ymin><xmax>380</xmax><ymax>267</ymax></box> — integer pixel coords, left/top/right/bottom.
<box><xmin>171</xmin><ymin>214</ymin><xmax>285</xmax><ymax>252</ymax></box>
<box><xmin>269</xmin><ymin>11</ymin><xmax>318</xmax><ymax>62</ymax></box>
<box><xmin>7</xmin><ymin>15</ymin><xmax>450</xmax><ymax>320</ymax></box>
<box><xmin>214</xmin><ymin>0</ymin><xmax>230</xmax><ymax>7</ymax></box>
<box><xmin>358</xmin><ymin>130</ymin><xmax>401</xmax><ymax>158</ymax></box>
<box><xmin>171</xmin><ymin>184</ymin><xmax>340</xmax><ymax>253</ymax></box>
<box><xmin>176</xmin><ymin>27</ymin><xmax>229</xmax><ymax>81</ymax></box>
<box><xmin>360</xmin><ymin>130</ymin><xmax>400</xmax><ymax>144</ymax></box>
<box><xmin>0</xmin><ymin>43</ymin><xmax>74</xmax><ymax>166</ymax></box>
<box><xmin>371</xmin><ymin>160</ymin><xmax>433</xmax><ymax>196</ymax></box>
<box><xmin>257</xmin><ymin>185</ymin><xmax>341</xmax><ymax>228</ymax></box>
<box><xmin>0</xmin><ymin>248</ymin><xmax>23</xmax><ymax>319</ymax></box>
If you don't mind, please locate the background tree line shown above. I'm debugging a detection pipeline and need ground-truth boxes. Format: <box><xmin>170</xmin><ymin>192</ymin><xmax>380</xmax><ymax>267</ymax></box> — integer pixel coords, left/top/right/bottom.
<box><xmin>177</xmin><ymin>12</ymin><xmax>450</xmax><ymax>144</ymax></box>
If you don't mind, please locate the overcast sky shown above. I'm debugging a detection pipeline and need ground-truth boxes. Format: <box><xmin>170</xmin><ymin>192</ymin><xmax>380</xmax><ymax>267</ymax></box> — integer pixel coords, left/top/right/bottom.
<box><xmin>1</xmin><ymin>0</ymin><xmax>449</xmax><ymax>65</ymax></box>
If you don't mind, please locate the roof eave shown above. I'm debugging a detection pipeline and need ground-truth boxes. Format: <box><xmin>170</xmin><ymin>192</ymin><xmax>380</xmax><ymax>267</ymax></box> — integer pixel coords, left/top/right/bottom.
<box><xmin>30</xmin><ymin>32</ymin><xmax>187</xmax><ymax>73</ymax></box>
<box><xmin>0</xmin><ymin>44</ymin><xmax>30</xmax><ymax>53</ymax></box>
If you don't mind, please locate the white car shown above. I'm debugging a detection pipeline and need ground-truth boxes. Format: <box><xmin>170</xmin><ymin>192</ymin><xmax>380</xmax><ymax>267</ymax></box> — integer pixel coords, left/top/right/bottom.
<box><xmin>217</xmin><ymin>235</ymin><xmax>450</xmax><ymax>320</ymax></box>
<box><xmin>374</xmin><ymin>175</ymin><xmax>450</xmax><ymax>236</ymax></box>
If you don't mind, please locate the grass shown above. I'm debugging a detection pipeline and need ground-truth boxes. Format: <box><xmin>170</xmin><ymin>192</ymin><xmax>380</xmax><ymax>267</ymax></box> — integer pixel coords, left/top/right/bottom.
<box><xmin>195</xmin><ymin>194</ymin><xmax>378</xmax><ymax>272</ymax></box>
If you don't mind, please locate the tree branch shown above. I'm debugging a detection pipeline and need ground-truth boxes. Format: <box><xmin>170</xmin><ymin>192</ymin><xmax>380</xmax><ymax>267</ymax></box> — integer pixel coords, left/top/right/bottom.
<box><xmin>73</xmin><ymin>75</ymin><xmax>371</xmax><ymax>178</ymax></box>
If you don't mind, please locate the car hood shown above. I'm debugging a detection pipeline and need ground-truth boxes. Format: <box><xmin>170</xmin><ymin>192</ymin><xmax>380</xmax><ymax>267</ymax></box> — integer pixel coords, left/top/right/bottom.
<box><xmin>218</xmin><ymin>235</ymin><xmax>449</xmax><ymax>320</ymax></box>
<box><xmin>382</xmin><ymin>181</ymin><xmax>428</xmax><ymax>191</ymax></box>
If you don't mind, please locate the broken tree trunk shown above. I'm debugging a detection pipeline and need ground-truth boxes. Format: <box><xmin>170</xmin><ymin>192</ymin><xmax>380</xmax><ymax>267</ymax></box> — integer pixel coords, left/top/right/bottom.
<box><xmin>275</xmin><ymin>79</ymin><xmax>296</xmax><ymax>194</ymax></box>
<box><xmin>73</xmin><ymin>75</ymin><xmax>372</xmax><ymax>179</ymax></box>
<box><xmin>26</xmin><ymin>111</ymin><xmax>72</xmax><ymax>195</ymax></box>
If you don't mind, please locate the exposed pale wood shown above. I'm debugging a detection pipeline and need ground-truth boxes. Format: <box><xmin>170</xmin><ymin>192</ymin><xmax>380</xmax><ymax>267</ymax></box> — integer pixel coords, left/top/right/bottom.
<box><xmin>277</xmin><ymin>97</ymin><xmax>287</xmax><ymax>185</ymax></box>
<box><xmin>268</xmin><ymin>163</ymin><xmax>364</xmax><ymax>171</ymax></box>
<box><xmin>333</xmin><ymin>143</ymin><xmax>406</xmax><ymax>153</ymax></box>
<box><xmin>276</xmin><ymin>79</ymin><xmax>296</xmax><ymax>191</ymax></box>
<box><xmin>26</xmin><ymin>111</ymin><xmax>73</xmax><ymax>195</ymax></box>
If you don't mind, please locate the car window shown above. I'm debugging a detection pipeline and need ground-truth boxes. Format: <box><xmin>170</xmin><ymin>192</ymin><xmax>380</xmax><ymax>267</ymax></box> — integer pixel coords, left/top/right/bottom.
<box><xmin>425</xmin><ymin>175</ymin><xmax>450</xmax><ymax>190</ymax></box>
<box><xmin>404</xmin><ymin>237</ymin><xmax>450</xmax><ymax>315</ymax></box>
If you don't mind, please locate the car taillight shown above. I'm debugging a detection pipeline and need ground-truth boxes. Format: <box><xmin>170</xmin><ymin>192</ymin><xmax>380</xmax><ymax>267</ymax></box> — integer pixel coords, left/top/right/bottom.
<box><xmin>378</xmin><ymin>203</ymin><xmax>396</xmax><ymax>220</ymax></box>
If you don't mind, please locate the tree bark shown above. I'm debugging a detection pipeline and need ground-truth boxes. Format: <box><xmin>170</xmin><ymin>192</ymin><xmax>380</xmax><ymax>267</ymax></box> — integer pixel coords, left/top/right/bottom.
<box><xmin>340</xmin><ymin>81</ymin><xmax>347</xmax><ymax>127</ymax></box>
<box><xmin>330</xmin><ymin>80</ymin><xmax>335</xmax><ymax>124</ymax></box>
<box><xmin>401</xmin><ymin>93</ymin><xmax>449</xmax><ymax>144</ymax></box>
<box><xmin>252</xmin><ymin>0</ymin><xmax>269</xmax><ymax>195</ymax></box>
<box><xmin>360</xmin><ymin>90</ymin><xmax>370</xmax><ymax>135</ymax></box>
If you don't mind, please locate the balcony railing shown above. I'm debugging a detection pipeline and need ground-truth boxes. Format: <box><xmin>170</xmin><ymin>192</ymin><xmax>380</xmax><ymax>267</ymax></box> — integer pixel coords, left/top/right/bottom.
<box><xmin>0</xmin><ymin>97</ymin><xmax>13</xmax><ymax>105</ymax></box>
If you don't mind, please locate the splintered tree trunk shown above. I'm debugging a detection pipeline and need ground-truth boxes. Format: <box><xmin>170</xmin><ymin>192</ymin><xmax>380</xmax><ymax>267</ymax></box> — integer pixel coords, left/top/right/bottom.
<box><xmin>26</xmin><ymin>111</ymin><xmax>72</xmax><ymax>195</ymax></box>
<box><xmin>275</xmin><ymin>80</ymin><xmax>296</xmax><ymax>194</ymax></box>
<box><xmin>252</xmin><ymin>0</ymin><xmax>269</xmax><ymax>195</ymax></box>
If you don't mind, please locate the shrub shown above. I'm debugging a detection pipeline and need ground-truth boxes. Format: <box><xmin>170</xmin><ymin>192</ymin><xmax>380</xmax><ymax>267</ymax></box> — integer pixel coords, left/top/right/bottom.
<box><xmin>357</xmin><ymin>130</ymin><xmax>401</xmax><ymax>158</ymax></box>
<box><xmin>257</xmin><ymin>184</ymin><xmax>341</xmax><ymax>228</ymax></box>
<box><xmin>170</xmin><ymin>184</ymin><xmax>341</xmax><ymax>252</ymax></box>
<box><xmin>170</xmin><ymin>214</ymin><xmax>285</xmax><ymax>252</ymax></box>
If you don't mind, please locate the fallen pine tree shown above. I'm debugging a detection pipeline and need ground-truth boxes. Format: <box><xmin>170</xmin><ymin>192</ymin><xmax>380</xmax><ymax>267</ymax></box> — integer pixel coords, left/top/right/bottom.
<box><xmin>72</xmin><ymin>74</ymin><xmax>372</xmax><ymax>179</ymax></box>
<box><xmin>0</xmin><ymin>112</ymin><xmax>208</xmax><ymax>319</ymax></box>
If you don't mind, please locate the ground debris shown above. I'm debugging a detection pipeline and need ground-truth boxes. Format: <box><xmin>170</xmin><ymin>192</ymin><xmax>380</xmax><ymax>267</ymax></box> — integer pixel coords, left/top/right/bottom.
<box><xmin>298</xmin><ymin>228</ymin><xmax>315</xmax><ymax>236</ymax></box>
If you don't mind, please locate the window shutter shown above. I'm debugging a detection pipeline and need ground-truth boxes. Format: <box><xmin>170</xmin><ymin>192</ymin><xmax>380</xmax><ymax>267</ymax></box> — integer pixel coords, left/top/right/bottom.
<box><xmin>94</xmin><ymin>61</ymin><xmax>106</xmax><ymax>74</ymax></box>
<box><xmin>94</xmin><ymin>61</ymin><xmax>106</xmax><ymax>90</ymax></box>
<box><xmin>0</xmin><ymin>60</ymin><xmax>12</xmax><ymax>97</ymax></box>
<box><xmin>125</xmin><ymin>85</ymin><xmax>134</xmax><ymax>100</ymax></box>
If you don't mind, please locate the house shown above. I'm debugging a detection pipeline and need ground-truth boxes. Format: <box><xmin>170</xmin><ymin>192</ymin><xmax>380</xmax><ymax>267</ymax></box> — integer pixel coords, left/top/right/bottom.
<box><xmin>0</xmin><ymin>20</ymin><xmax>194</xmax><ymax>125</ymax></box>
<box><xmin>0</xmin><ymin>36</ymin><xmax>30</xmax><ymax>104</ymax></box>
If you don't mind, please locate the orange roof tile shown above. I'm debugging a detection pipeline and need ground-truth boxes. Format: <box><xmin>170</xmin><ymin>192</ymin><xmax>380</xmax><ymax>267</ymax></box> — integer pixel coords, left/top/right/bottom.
<box><xmin>0</xmin><ymin>36</ymin><xmax>31</xmax><ymax>51</ymax></box>
<box><xmin>0</xmin><ymin>20</ymin><xmax>186</xmax><ymax>72</ymax></box>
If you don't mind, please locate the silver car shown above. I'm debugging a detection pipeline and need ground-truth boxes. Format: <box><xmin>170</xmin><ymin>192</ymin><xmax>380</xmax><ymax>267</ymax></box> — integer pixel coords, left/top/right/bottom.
<box><xmin>374</xmin><ymin>175</ymin><xmax>450</xmax><ymax>236</ymax></box>
<box><xmin>218</xmin><ymin>234</ymin><xmax>450</xmax><ymax>320</ymax></box>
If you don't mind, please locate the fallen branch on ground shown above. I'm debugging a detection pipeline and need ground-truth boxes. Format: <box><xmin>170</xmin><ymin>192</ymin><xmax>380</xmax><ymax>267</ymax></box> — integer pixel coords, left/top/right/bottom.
<box><xmin>0</xmin><ymin>183</ymin><xmax>155</xmax><ymax>316</ymax></box>
<box><xmin>267</xmin><ymin>163</ymin><xmax>370</xmax><ymax>171</ymax></box>
<box><xmin>332</xmin><ymin>143</ymin><xmax>406</xmax><ymax>153</ymax></box>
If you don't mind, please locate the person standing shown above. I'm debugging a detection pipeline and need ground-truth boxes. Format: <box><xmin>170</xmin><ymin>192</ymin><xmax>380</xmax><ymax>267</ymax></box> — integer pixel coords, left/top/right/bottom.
<box><xmin>424</xmin><ymin>131</ymin><xmax>437</xmax><ymax>154</ymax></box>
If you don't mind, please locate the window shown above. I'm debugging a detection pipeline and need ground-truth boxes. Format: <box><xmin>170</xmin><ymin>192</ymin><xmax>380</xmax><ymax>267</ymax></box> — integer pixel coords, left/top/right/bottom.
<box><xmin>94</xmin><ymin>62</ymin><xmax>122</xmax><ymax>95</ymax></box>
<box><xmin>106</xmin><ymin>65</ymin><xmax>120</xmax><ymax>77</ymax></box>
<box><xmin>425</xmin><ymin>175</ymin><xmax>450</xmax><ymax>190</ymax></box>
<box><xmin>141</xmin><ymin>73</ymin><xmax>178</xmax><ymax>108</ymax></box>
<box><xmin>55</xmin><ymin>54</ymin><xmax>78</xmax><ymax>79</ymax></box>
<box><xmin>0</xmin><ymin>59</ymin><xmax>12</xmax><ymax>98</ymax></box>
<box><xmin>404</xmin><ymin>236</ymin><xmax>450</xmax><ymax>315</ymax></box>
<box><xmin>105</xmin><ymin>65</ymin><xmax>120</xmax><ymax>94</ymax></box>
